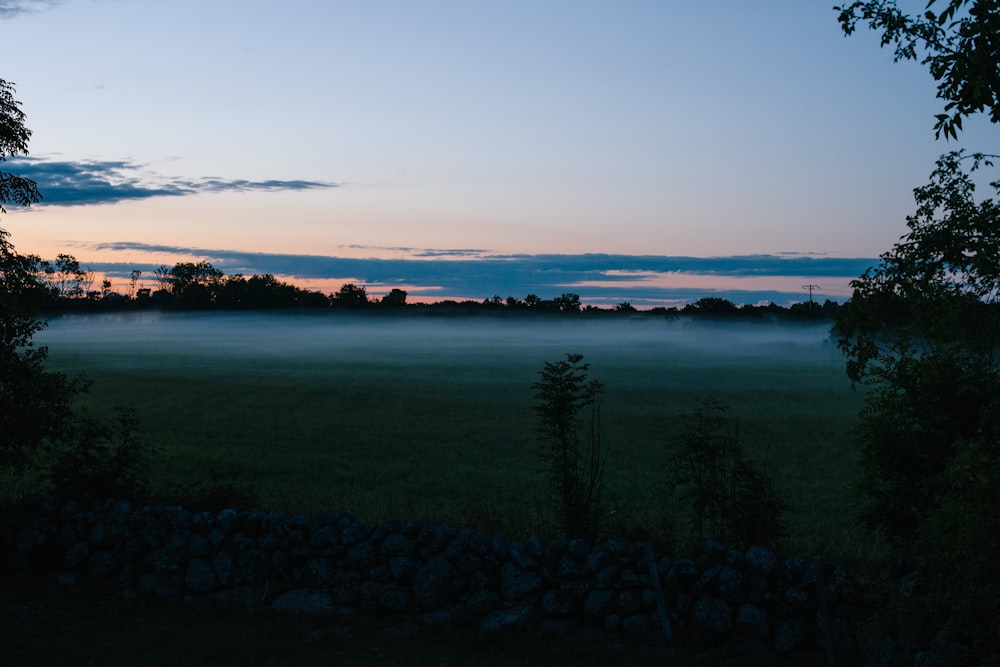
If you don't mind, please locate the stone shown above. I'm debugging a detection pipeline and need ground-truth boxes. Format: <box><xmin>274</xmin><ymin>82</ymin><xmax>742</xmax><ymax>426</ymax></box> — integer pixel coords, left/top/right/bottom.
<box><xmin>567</xmin><ymin>538</ymin><xmax>590</xmax><ymax>560</ymax></box>
<box><xmin>583</xmin><ymin>590</ymin><xmax>615</xmax><ymax>624</ymax></box>
<box><xmin>378</xmin><ymin>583</ymin><xmax>411</xmax><ymax>612</ymax></box>
<box><xmin>302</xmin><ymin>558</ymin><xmax>333</xmax><ymax>588</ymax></box>
<box><xmin>692</xmin><ymin>595</ymin><xmax>733</xmax><ymax>642</ymax></box>
<box><xmin>187</xmin><ymin>534</ymin><xmax>211</xmax><ymax>559</ymax></box>
<box><xmin>499</xmin><ymin>562</ymin><xmax>543</xmax><ymax>601</ymax></box>
<box><xmin>466</xmin><ymin>590</ymin><xmax>502</xmax><ymax>615</ymax></box>
<box><xmin>541</xmin><ymin>590</ymin><xmax>576</xmax><ymax>616</ymax></box>
<box><xmin>380</xmin><ymin>533</ymin><xmax>415</xmax><ymax>558</ymax></box>
<box><xmin>413</xmin><ymin>555</ymin><xmax>462</xmax><ymax>610</ymax></box>
<box><xmin>774</xmin><ymin>618</ymin><xmax>809</xmax><ymax>653</ymax></box>
<box><xmin>214</xmin><ymin>551</ymin><xmax>237</xmax><ymax>587</ymax></box>
<box><xmin>346</xmin><ymin>540</ymin><xmax>378</xmax><ymax>567</ymax></box>
<box><xmin>480</xmin><ymin>605</ymin><xmax>538</xmax><ymax>632</ymax></box>
<box><xmin>309</xmin><ymin>524</ymin><xmax>339</xmax><ymax>549</ymax></box>
<box><xmin>745</xmin><ymin>546</ymin><xmax>778</xmax><ymax>576</ymax></box>
<box><xmin>621</xmin><ymin>613</ymin><xmax>649</xmax><ymax>637</ymax></box>
<box><xmin>184</xmin><ymin>558</ymin><xmax>218</xmax><ymax>594</ymax></box>
<box><xmin>271</xmin><ymin>588</ymin><xmax>336</xmax><ymax>615</ymax></box>
<box><xmin>716</xmin><ymin>566</ymin><xmax>744</xmax><ymax>603</ymax></box>
<box><xmin>735</xmin><ymin>603</ymin><xmax>770</xmax><ymax>640</ymax></box>
<box><xmin>388</xmin><ymin>556</ymin><xmax>417</xmax><ymax>582</ymax></box>
<box><xmin>87</xmin><ymin>550</ymin><xmax>118</xmax><ymax>577</ymax></box>
<box><xmin>63</xmin><ymin>542</ymin><xmax>90</xmax><ymax>570</ymax></box>
<box><xmin>508</xmin><ymin>542</ymin><xmax>538</xmax><ymax>570</ymax></box>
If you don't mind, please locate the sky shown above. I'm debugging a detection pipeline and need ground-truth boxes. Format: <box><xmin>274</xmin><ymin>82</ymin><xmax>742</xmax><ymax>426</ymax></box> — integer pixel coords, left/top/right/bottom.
<box><xmin>2</xmin><ymin>0</ymin><xmax>996</xmax><ymax>306</ymax></box>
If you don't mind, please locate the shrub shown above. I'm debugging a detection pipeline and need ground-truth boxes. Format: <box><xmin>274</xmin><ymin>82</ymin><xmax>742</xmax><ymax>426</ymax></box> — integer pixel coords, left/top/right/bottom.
<box><xmin>532</xmin><ymin>353</ymin><xmax>607</xmax><ymax>540</ymax></box>
<box><xmin>665</xmin><ymin>398</ymin><xmax>784</xmax><ymax>549</ymax></box>
<box><xmin>43</xmin><ymin>407</ymin><xmax>154</xmax><ymax>503</ymax></box>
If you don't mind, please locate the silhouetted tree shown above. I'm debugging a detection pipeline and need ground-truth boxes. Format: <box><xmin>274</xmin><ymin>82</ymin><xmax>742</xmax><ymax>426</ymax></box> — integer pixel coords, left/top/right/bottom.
<box><xmin>1</xmin><ymin>78</ymin><xmax>87</xmax><ymax>472</ymax></box>
<box><xmin>0</xmin><ymin>79</ymin><xmax>40</xmax><ymax>213</ymax></box>
<box><xmin>683</xmin><ymin>297</ymin><xmax>738</xmax><ymax>316</ymax></box>
<box><xmin>836</xmin><ymin>151</ymin><xmax>1000</xmax><ymax>646</ymax></box>
<box><xmin>379</xmin><ymin>288</ymin><xmax>408</xmax><ymax>308</ymax></box>
<box><xmin>533</xmin><ymin>353</ymin><xmax>606</xmax><ymax>539</ymax></box>
<box><xmin>554</xmin><ymin>293</ymin><xmax>581</xmax><ymax>312</ymax></box>
<box><xmin>836</xmin><ymin>0</ymin><xmax>1000</xmax><ymax>139</ymax></box>
<box><xmin>331</xmin><ymin>283</ymin><xmax>369</xmax><ymax>309</ymax></box>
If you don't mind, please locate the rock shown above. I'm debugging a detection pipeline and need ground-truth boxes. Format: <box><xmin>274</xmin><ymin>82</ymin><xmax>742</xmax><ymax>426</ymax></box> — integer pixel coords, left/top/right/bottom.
<box><xmin>716</xmin><ymin>566</ymin><xmax>743</xmax><ymax>603</ymax></box>
<box><xmin>541</xmin><ymin>590</ymin><xmax>576</xmax><ymax>616</ymax></box>
<box><xmin>735</xmin><ymin>603</ymin><xmax>770</xmax><ymax>640</ymax></box>
<box><xmin>466</xmin><ymin>590</ymin><xmax>502</xmax><ymax>615</ymax></box>
<box><xmin>616</xmin><ymin>589</ymin><xmax>642</xmax><ymax>616</ymax></box>
<box><xmin>621</xmin><ymin>613</ymin><xmax>649</xmax><ymax>637</ymax></box>
<box><xmin>309</xmin><ymin>524</ymin><xmax>339</xmax><ymax>549</ymax></box>
<box><xmin>480</xmin><ymin>605</ymin><xmax>538</xmax><ymax>632</ymax></box>
<box><xmin>237</xmin><ymin>549</ymin><xmax>266</xmax><ymax>583</ymax></box>
<box><xmin>745</xmin><ymin>546</ymin><xmax>778</xmax><ymax>576</ymax></box>
<box><xmin>380</xmin><ymin>533</ymin><xmax>415</xmax><ymax>558</ymax></box>
<box><xmin>508</xmin><ymin>542</ymin><xmax>538</xmax><ymax>570</ymax></box>
<box><xmin>692</xmin><ymin>595</ymin><xmax>733</xmax><ymax>642</ymax></box>
<box><xmin>412</xmin><ymin>555</ymin><xmax>462</xmax><ymax>610</ymax></box>
<box><xmin>774</xmin><ymin>618</ymin><xmax>809</xmax><ymax>653</ymax></box>
<box><xmin>499</xmin><ymin>562</ymin><xmax>543</xmax><ymax>600</ymax></box>
<box><xmin>389</xmin><ymin>556</ymin><xmax>418</xmax><ymax>582</ymax></box>
<box><xmin>567</xmin><ymin>538</ymin><xmax>590</xmax><ymax>560</ymax></box>
<box><xmin>184</xmin><ymin>558</ymin><xmax>218</xmax><ymax>594</ymax></box>
<box><xmin>214</xmin><ymin>551</ymin><xmax>237</xmax><ymax>587</ymax></box>
<box><xmin>87</xmin><ymin>550</ymin><xmax>118</xmax><ymax>577</ymax></box>
<box><xmin>187</xmin><ymin>534</ymin><xmax>211</xmax><ymax>559</ymax></box>
<box><xmin>378</xmin><ymin>583</ymin><xmax>411</xmax><ymax>612</ymax></box>
<box><xmin>346</xmin><ymin>540</ymin><xmax>378</xmax><ymax>567</ymax></box>
<box><xmin>63</xmin><ymin>542</ymin><xmax>90</xmax><ymax>570</ymax></box>
<box><xmin>271</xmin><ymin>588</ymin><xmax>336</xmax><ymax>615</ymax></box>
<box><xmin>603</xmin><ymin>613</ymin><xmax>622</xmax><ymax>632</ymax></box>
<box><xmin>584</xmin><ymin>590</ymin><xmax>615</xmax><ymax>624</ymax></box>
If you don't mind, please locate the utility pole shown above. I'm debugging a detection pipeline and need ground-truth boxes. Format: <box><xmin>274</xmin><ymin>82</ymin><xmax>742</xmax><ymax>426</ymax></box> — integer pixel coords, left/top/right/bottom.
<box><xmin>802</xmin><ymin>284</ymin><xmax>820</xmax><ymax>306</ymax></box>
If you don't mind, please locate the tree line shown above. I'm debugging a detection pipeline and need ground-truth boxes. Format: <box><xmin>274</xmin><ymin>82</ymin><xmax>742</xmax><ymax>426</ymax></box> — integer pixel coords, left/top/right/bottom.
<box><xmin>24</xmin><ymin>255</ymin><xmax>842</xmax><ymax>319</ymax></box>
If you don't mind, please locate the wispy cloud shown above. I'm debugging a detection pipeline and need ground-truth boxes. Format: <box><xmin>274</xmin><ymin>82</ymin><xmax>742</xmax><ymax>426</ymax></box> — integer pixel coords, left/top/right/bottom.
<box><xmin>4</xmin><ymin>157</ymin><xmax>337</xmax><ymax>206</ymax></box>
<box><xmin>83</xmin><ymin>242</ymin><xmax>876</xmax><ymax>306</ymax></box>
<box><xmin>0</xmin><ymin>0</ymin><xmax>62</xmax><ymax>18</ymax></box>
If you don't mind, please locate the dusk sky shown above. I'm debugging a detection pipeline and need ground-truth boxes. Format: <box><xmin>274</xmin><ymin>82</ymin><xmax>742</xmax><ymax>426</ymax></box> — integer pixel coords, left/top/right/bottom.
<box><xmin>3</xmin><ymin>0</ymin><xmax>996</xmax><ymax>306</ymax></box>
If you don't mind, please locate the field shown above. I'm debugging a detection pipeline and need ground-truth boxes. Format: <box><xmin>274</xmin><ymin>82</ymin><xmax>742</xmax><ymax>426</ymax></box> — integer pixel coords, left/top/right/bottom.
<box><xmin>33</xmin><ymin>311</ymin><xmax>865</xmax><ymax>556</ymax></box>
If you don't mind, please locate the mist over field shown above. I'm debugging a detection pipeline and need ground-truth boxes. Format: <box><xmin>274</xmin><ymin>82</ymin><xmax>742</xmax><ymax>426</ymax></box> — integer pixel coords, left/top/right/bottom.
<box><xmin>32</xmin><ymin>311</ymin><xmax>860</xmax><ymax>552</ymax></box>
<box><xmin>36</xmin><ymin>311</ymin><xmax>841</xmax><ymax>369</ymax></box>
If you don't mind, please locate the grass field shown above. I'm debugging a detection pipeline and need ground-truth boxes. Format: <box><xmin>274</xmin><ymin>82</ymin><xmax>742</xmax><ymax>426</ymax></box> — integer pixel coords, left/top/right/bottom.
<box><xmin>32</xmin><ymin>311</ymin><xmax>866</xmax><ymax>556</ymax></box>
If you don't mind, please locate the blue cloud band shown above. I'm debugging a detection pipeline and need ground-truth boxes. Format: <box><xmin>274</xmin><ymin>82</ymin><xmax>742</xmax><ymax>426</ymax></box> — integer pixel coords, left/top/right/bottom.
<box><xmin>4</xmin><ymin>157</ymin><xmax>336</xmax><ymax>205</ymax></box>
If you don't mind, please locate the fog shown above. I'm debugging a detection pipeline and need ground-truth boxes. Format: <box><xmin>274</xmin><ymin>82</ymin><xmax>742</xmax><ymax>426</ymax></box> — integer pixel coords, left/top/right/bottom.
<box><xmin>35</xmin><ymin>311</ymin><xmax>841</xmax><ymax>371</ymax></box>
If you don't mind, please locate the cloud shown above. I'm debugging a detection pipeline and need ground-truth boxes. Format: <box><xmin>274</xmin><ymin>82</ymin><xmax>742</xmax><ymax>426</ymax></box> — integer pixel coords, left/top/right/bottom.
<box><xmin>83</xmin><ymin>242</ymin><xmax>877</xmax><ymax>307</ymax></box>
<box><xmin>0</xmin><ymin>0</ymin><xmax>62</xmax><ymax>18</ymax></box>
<box><xmin>4</xmin><ymin>157</ymin><xmax>337</xmax><ymax>205</ymax></box>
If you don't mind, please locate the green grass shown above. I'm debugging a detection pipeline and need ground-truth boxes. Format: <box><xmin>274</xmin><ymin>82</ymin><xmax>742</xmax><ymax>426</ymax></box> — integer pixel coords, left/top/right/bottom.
<box><xmin>31</xmin><ymin>312</ymin><xmax>866</xmax><ymax>555</ymax></box>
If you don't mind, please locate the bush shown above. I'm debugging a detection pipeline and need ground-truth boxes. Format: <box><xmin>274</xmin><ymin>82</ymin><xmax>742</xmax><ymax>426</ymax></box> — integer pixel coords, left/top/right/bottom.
<box><xmin>532</xmin><ymin>353</ymin><xmax>607</xmax><ymax>540</ymax></box>
<box><xmin>43</xmin><ymin>408</ymin><xmax>154</xmax><ymax>503</ymax></box>
<box><xmin>665</xmin><ymin>398</ymin><xmax>784</xmax><ymax>549</ymax></box>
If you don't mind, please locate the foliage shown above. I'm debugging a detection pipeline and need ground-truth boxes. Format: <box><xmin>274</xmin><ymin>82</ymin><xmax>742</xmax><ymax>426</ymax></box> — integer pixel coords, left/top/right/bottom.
<box><xmin>331</xmin><ymin>282</ymin><xmax>370</xmax><ymax>309</ymax></box>
<box><xmin>665</xmin><ymin>398</ymin><xmax>785</xmax><ymax>549</ymax></box>
<box><xmin>836</xmin><ymin>152</ymin><xmax>1000</xmax><ymax>648</ymax></box>
<box><xmin>43</xmin><ymin>408</ymin><xmax>154</xmax><ymax>503</ymax></box>
<box><xmin>1</xmin><ymin>79</ymin><xmax>84</xmax><ymax>472</ymax></box>
<box><xmin>0</xmin><ymin>78</ymin><xmax>41</xmax><ymax>212</ymax></box>
<box><xmin>532</xmin><ymin>353</ymin><xmax>607</xmax><ymax>539</ymax></box>
<box><xmin>836</xmin><ymin>151</ymin><xmax>1000</xmax><ymax>540</ymax></box>
<box><xmin>835</xmin><ymin>0</ymin><xmax>1000</xmax><ymax>139</ymax></box>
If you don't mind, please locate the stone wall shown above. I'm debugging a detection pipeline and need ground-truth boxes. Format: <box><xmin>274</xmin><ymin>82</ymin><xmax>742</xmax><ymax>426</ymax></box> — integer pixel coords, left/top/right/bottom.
<box><xmin>2</xmin><ymin>495</ymin><xmax>877</xmax><ymax>659</ymax></box>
